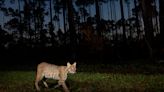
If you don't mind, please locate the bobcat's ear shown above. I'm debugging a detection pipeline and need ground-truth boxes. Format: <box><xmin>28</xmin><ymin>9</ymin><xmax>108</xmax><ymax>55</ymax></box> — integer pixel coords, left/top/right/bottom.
<box><xmin>73</xmin><ymin>62</ymin><xmax>76</xmax><ymax>66</ymax></box>
<box><xmin>67</xmin><ymin>62</ymin><xmax>71</xmax><ymax>67</ymax></box>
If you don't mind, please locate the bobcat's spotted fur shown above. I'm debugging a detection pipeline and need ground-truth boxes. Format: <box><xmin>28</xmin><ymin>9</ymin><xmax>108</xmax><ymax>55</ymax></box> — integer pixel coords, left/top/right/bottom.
<box><xmin>35</xmin><ymin>62</ymin><xmax>76</xmax><ymax>92</ymax></box>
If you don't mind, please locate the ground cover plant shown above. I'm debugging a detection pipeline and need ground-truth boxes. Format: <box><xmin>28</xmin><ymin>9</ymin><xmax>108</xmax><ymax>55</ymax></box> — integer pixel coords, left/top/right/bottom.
<box><xmin>0</xmin><ymin>64</ymin><xmax>164</xmax><ymax>92</ymax></box>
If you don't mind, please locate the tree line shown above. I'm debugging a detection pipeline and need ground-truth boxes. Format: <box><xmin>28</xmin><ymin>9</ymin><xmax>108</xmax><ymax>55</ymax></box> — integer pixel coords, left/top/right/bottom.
<box><xmin>0</xmin><ymin>0</ymin><xmax>163</xmax><ymax>63</ymax></box>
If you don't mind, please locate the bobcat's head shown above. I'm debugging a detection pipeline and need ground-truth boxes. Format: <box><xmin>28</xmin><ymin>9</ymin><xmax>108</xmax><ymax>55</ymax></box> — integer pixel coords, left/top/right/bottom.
<box><xmin>67</xmin><ymin>62</ymin><xmax>77</xmax><ymax>74</ymax></box>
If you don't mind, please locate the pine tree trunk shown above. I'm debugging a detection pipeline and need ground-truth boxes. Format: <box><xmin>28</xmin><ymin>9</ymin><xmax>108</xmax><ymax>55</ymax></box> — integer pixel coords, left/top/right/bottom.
<box><xmin>134</xmin><ymin>0</ymin><xmax>140</xmax><ymax>39</ymax></box>
<box><xmin>95</xmin><ymin>0</ymin><xmax>101</xmax><ymax>36</ymax></box>
<box><xmin>120</xmin><ymin>0</ymin><xmax>126</xmax><ymax>43</ymax></box>
<box><xmin>18</xmin><ymin>0</ymin><xmax>23</xmax><ymax>43</ymax></box>
<box><xmin>49</xmin><ymin>0</ymin><xmax>55</xmax><ymax>46</ymax></box>
<box><xmin>159</xmin><ymin>0</ymin><xmax>164</xmax><ymax>47</ymax></box>
<box><xmin>62</xmin><ymin>1</ymin><xmax>67</xmax><ymax>45</ymax></box>
<box><xmin>67</xmin><ymin>0</ymin><xmax>76</xmax><ymax>59</ymax></box>
<box><xmin>139</xmin><ymin>0</ymin><xmax>154</xmax><ymax>60</ymax></box>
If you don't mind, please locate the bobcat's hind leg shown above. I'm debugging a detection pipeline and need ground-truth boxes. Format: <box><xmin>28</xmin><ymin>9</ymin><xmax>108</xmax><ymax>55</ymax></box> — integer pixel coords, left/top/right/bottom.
<box><xmin>43</xmin><ymin>81</ymin><xmax>49</xmax><ymax>88</ymax></box>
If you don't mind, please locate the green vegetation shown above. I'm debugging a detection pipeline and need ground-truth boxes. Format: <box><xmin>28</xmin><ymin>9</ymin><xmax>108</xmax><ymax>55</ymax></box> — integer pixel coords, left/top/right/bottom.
<box><xmin>0</xmin><ymin>65</ymin><xmax>164</xmax><ymax>92</ymax></box>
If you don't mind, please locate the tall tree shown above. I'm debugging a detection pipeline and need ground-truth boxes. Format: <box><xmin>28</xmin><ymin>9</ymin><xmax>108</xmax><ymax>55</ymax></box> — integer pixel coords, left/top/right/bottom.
<box><xmin>125</xmin><ymin>0</ymin><xmax>131</xmax><ymax>18</ymax></box>
<box><xmin>119</xmin><ymin>0</ymin><xmax>127</xmax><ymax>43</ymax></box>
<box><xmin>49</xmin><ymin>0</ymin><xmax>55</xmax><ymax>46</ymax></box>
<box><xmin>133</xmin><ymin>0</ymin><xmax>140</xmax><ymax>39</ymax></box>
<box><xmin>24</xmin><ymin>0</ymin><xmax>33</xmax><ymax>41</ymax></box>
<box><xmin>139</xmin><ymin>0</ymin><xmax>154</xmax><ymax>59</ymax></box>
<box><xmin>17</xmin><ymin>0</ymin><xmax>23</xmax><ymax>44</ymax></box>
<box><xmin>32</xmin><ymin>0</ymin><xmax>37</xmax><ymax>41</ymax></box>
<box><xmin>95</xmin><ymin>0</ymin><xmax>101</xmax><ymax>36</ymax></box>
<box><xmin>61</xmin><ymin>0</ymin><xmax>67</xmax><ymax>34</ymax></box>
<box><xmin>75</xmin><ymin>0</ymin><xmax>91</xmax><ymax>22</ymax></box>
<box><xmin>32</xmin><ymin>0</ymin><xmax>47</xmax><ymax>47</ymax></box>
<box><xmin>67</xmin><ymin>0</ymin><xmax>77</xmax><ymax>58</ymax></box>
<box><xmin>159</xmin><ymin>0</ymin><xmax>164</xmax><ymax>47</ymax></box>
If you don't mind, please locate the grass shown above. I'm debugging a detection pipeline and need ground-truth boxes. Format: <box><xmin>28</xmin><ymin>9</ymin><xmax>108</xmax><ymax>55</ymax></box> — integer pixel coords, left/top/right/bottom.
<box><xmin>0</xmin><ymin>64</ymin><xmax>164</xmax><ymax>92</ymax></box>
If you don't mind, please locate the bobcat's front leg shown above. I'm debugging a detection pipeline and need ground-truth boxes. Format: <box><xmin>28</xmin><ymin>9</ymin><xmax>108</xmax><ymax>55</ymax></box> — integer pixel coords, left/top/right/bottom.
<box><xmin>54</xmin><ymin>80</ymin><xmax>61</xmax><ymax>88</ymax></box>
<box><xmin>58</xmin><ymin>72</ymin><xmax>70</xmax><ymax>92</ymax></box>
<box><xmin>57</xmin><ymin>80</ymin><xmax>69</xmax><ymax>92</ymax></box>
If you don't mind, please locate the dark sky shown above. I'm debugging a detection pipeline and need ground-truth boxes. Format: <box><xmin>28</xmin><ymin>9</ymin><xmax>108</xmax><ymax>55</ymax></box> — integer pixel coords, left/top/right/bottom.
<box><xmin>0</xmin><ymin>0</ymin><xmax>159</xmax><ymax>31</ymax></box>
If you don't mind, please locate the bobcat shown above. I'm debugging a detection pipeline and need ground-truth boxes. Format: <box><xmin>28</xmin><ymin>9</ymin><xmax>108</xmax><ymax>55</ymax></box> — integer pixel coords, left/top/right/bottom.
<box><xmin>35</xmin><ymin>62</ymin><xmax>76</xmax><ymax>92</ymax></box>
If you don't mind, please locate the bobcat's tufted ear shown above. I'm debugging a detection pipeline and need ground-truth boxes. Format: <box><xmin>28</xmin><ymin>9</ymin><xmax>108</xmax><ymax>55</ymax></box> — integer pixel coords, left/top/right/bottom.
<box><xmin>67</xmin><ymin>62</ymin><xmax>71</xmax><ymax>67</ymax></box>
<box><xmin>73</xmin><ymin>62</ymin><xmax>76</xmax><ymax>66</ymax></box>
